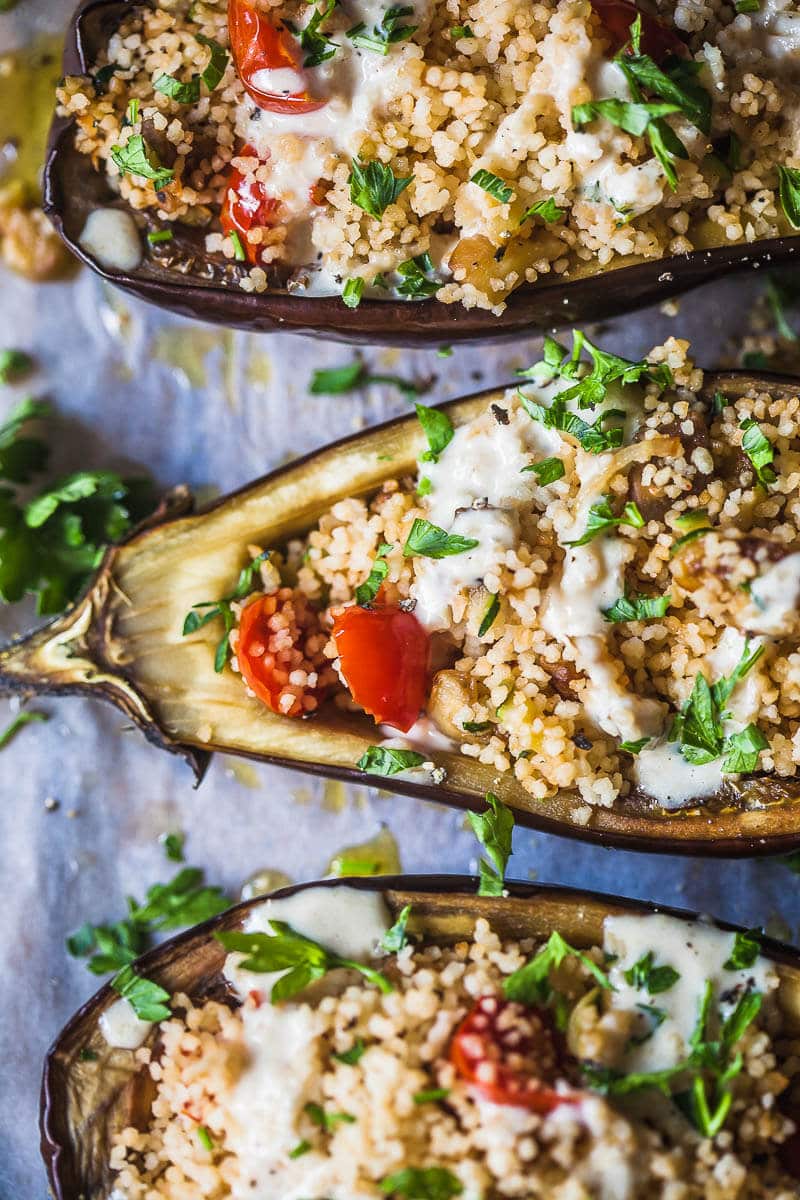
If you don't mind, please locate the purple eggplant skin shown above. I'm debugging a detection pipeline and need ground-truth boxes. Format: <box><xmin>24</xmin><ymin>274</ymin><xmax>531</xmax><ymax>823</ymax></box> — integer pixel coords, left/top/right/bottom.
<box><xmin>40</xmin><ymin>874</ymin><xmax>800</xmax><ymax>1200</ymax></box>
<box><xmin>45</xmin><ymin>0</ymin><xmax>800</xmax><ymax>346</ymax></box>
<box><xmin>4</xmin><ymin>373</ymin><xmax>800</xmax><ymax>858</ymax></box>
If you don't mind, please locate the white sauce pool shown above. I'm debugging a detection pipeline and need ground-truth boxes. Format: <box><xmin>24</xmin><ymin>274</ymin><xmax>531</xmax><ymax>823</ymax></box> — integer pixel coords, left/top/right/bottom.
<box><xmin>745</xmin><ymin>551</ymin><xmax>800</xmax><ymax>636</ymax></box>
<box><xmin>99</xmin><ymin>996</ymin><xmax>153</xmax><ymax>1049</ymax></box>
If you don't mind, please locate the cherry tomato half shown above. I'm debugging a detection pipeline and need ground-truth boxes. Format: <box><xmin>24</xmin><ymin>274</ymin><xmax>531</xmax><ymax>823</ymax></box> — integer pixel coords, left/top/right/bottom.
<box><xmin>451</xmin><ymin>995</ymin><xmax>572</xmax><ymax>1112</ymax></box>
<box><xmin>590</xmin><ymin>0</ymin><xmax>688</xmax><ymax>61</ymax></box>
<box><xmin>237</xmin><ymin>590</ymin><xmax>328</xmax><ymax>717</ymax></box>
<box><xmin>228</xmin><ymin>0</ymin><xmax>326</xmax><ymax>113</ymax></box>
<box><xmin>220</xmin><ymin>145</ymin><xmax>280</xmax><ymax>264</ymax></box>
<box><xmin>331</xmin><ymin>602</ymin><xmax>429</xmax><ymax>732</ymax></box>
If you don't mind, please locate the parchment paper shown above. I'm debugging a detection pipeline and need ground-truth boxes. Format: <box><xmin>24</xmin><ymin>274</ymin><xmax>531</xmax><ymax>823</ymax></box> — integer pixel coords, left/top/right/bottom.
<box><xmin>2</xmin><ymin>3</ymin><xmax>800</xmax><ymax>1195</ymax></box>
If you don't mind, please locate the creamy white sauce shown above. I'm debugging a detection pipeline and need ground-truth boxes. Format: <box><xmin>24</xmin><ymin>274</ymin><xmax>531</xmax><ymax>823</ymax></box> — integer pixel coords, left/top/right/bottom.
<box><xmin>79</xmin><ymin>208</ymin><xmax>142</xmax><ymax>272</ymax></box>
<box><xmin>380</xmin><ymin>715</ymin><xmax>457</xmax><ymax>752</ymax></box>
<box><xmin>99</xmin><ymin>997</ymin><xmax>153</xmax><ymax>1049</ymax></box>
<box><xmin>604</xmin><ymin>913</ymin><xmax>777</xmax><ymax>1074</ymax></box>
<box><xmin>633</xmin><ymin>739</ymin><xmax>723</xmax><ymax>810</ymax></box>
<box><xmin>744</xmin><ymin>551</ymin><xmax>800</xmax><ymax>636</ymax></box>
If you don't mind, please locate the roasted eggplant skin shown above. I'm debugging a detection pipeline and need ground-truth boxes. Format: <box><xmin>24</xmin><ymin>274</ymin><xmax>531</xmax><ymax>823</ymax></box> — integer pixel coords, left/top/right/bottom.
<box><xmin>40</xmin><ymin>874</ymin><xmax>800</xmax><ymax>1200</ymax></box>
<box><xmin>4</xmin><ymin>373</ymin><xmax>800</xmax><ymax>857</ymax></box>
<box><xmin>46</xmin><ymin>1</ymin><xmax>800</xmax><ymax>346</ymax></box>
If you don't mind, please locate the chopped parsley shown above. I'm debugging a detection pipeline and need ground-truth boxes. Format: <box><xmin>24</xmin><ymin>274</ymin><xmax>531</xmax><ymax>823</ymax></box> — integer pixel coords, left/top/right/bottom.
<box><xmin>348</xmin><ymin>5</ymin><xmax>418</xmax><ymax>53</ymax></box>
<box><xmin>572</xmin><ymin>98</ymin><xmax>685</xmax><ymax>185</ymax></box>
<box><xmin>147</xmin><ymin>228</ymin><xmax>173</xmax><ymax>244</ymax></box>
<box><xmin>182</xmin><ymin>551</ymin><xmax>270</xmax><ymax>672</ymax></box>
<box><xmin>602</xmin><ymin>592</ymin><xmax>671</xmax><ymax>623</ymax></box>
<box><xmin>522</xmin><ymin>456</ymin><xmax>565</xmax><ymax>485</ymax></box>
<box><xmin>519</xmin><ymin>197</ymin><xmax>565</xmax><ymax>224</ymax></box>
<box><xmin>416</xmin><ymin>403</ymin><xmax>454</xmax><ymax>461</ymax></box>
<box><xmin>342</xmin><ymin>277</ymin><xmax>365</xmax><ymax>308</ymax></box>
<box><xmin>564</xmin><ymin>496</ymin><xmax>644</xmax><ymax>547</ymax></box>
<box><xmin>624</xmin><ymin>950</ymin><xmax>680</xmax><ymax>994</ymax></box>
<box><xmin>289</xmin><ymin>1139</ymin><xmax>311</xmax><ymax>1159</ymax></box>
<box><xmin>287</xmin><ymin>0</ymin><xmax>339</xmax><ymax>68</ymax></box>
<box><xmin>470</xmin><ymin>169</ymin><xmax>514</xmax><ymax>204</ymax></box>
<box><xmin>381</xmin><ymin>1167</ymin><xmax>463</xmax><ymax>1199</ymax></box>
<box><xmin>110</xmin><ymin>964</ymin><xmax>171</xmax><ymax>1021</ymax></box>
<box><xmin>504</xmin><ymin>930</ymin><xmax>612</xmax><ymax>1005</ymax></box>
<box><xmin>478</xmin><ymin>592</ymin><xmax>500</xmax><ymax>636</ymax></box>
<box><xmin>778</xmin><ymin>165</ymin><xmax>800</xmax><ymax>229</ymax></box>
<box><xmin>154</xmin><ymin>72</ymin><xmax>202</xmax><ymax>103</ymax></box>
<box><xmin>216</xmin><ymin>919</ymin><xmax>392</xmax><ymax>1001</ymax></box>
<box><xmin>357</xmin><ymin>745</ymin><xmax>426</xmax><ymax>776</ymax></box>
<box><xmin>310</xmin><ymin>361</ymin><xmax>421</xmax><ymax>398</ymax></box>
<box><xmin>724</xmin><ymin>929</ymin><xmax>761</xmax><ymax>970</ymax></box>
<box><xmin>304</xmin><ymin>1101</ymin><xmax>356</xmax><ymax>1129</ymax></box>
<box><xmin>519</xmin><ymin>331</ymin><xmax>672</xmax><ymax>410</ymax></box>
<box><xmin>722</xmin><ymin>724</ymin><xmax>769</xmax><ymax>773</ymax></box>
<box><xmin>467</xmin><ymin>792</ymin><xmax>514</xmax><ymax>897</ymax></box>
<box><xmin>619</xmin><ymin>736</ymin><xmax>650</xmax><ymax>754</ymax></box>
<box><xmin>451</xmin><ymin>24</ymin><xmax>474</xmax><ymax>37</ymax></box>
<box><xmin>229</xmin><ymin>229</ymin><xmax>246</xmax><ymax>261</ymax></box>
<box><xmin>349</xmin><ymin>158</ymin><xmax>412</xmax><ymax>219</ymax></box>
<box><xmin>0</xmin><ymin>710</ymin><xmax>48</xmax><ymax>750</ymax></box>
<box><xmin>518</xmin><ymin>391</ymin><xmax>623</xmax><ymax>455</ymax></box>
<box><xmin>196</xmin><ymin>34</ymin><xmax>229</xmax><ymax>89</ymax></box>
<box><xmin>739</xmin><ymin>418</ymin><xmax>777</xmax><ymax>488</ymax></box>
<box><xmin>403</xmin><ymin>518</ymin><xmax>479</xmax><ymax>558</ymax></box>
<box><xmin>161</xmin><ymin>831</ymin><xmax>185</xmax><ymax>863</ymax></box>
<box><xmin>413</xmin><ymin>1087</ymin><xmax>451</xmax><ymax>1103</ymax></box>
<box><xmin>110</xmin><ymin>135</ymin><xmax>174</xmax><ymax>188</ymax></box>
<box><xmin>197</xmin><ymin>1126</ymin><xmax>215</xmax><ymax>1152</ymax></box>
<box><xmin>0</xmin><ymin>348</ymin><xmax>33</xmax><ymax>384</ymax></box>
<box><xmin>356</xmin><ymin>542</ymin><xmax>393</xmax><ymax>605</ymax></box>
<box><xmin>396</xmin><ymin>255</ymin><xmax>440</xmax><ymax>299</ymax></box>
<box><xmin>380</xmin><ymin>903</ymin><xmax>412</xmax><ymax>952</ymax></box>
<box><xmin>332</xmin><ymin>1038</ymin><xmax>366</xmax><ymax>1065</ymax></box>
<box><xmin>669</xmin><ymin>638</ymin><xmax>767</xmax><ymax>773</ymax></box>
<box><xmin>735</xmin><ymin>0</ymin><xmax>760</xmax><ymax>10</ymax></box>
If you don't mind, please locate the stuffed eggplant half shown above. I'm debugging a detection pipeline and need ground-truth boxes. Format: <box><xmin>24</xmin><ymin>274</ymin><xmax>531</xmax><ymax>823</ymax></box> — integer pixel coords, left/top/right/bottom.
<box><xmin>42</xmin><ymin>877</ymin><xmax>800</xmax><ymax>1200</ymax></box>
<box><xmin>5</xmin><ymin>339</ymin><xmax>800</xmax><ymax>852</ymax></box>
<box><xmin>46</xmin><ymin>0</ymin><xmax>800</xmax><ymax>343</ymax></box>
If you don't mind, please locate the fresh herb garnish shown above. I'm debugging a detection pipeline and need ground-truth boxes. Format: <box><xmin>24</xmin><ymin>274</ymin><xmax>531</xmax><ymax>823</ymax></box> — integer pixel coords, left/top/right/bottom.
<box><xmin>310</xmin><ymin>361</ymin><xmax>420</xmax><ymax>399</ymax></box>
<box><xmin>470</xmin><ymin>169</ymin><xmax>514</xmax><ymax>204</ymax></box>
<box><xmin>0</xmin><ymin>349</ymin><xmax>33</xmax><ymax>384</ymax></box>
<box><xmin>722</xmin><ymin>724</ymin><xmax>769</xmax><ymax>773</ymax></box>
<box><xmin>349</xmin><ymin>158</ymin><xmax>412</xmax><ymax>219</ymax></box>
<box><xmin>110</xmin><ymin>135</ymin><xmax>174</xmax><ymax>188</ymax></box>
<box><xmin>478</xmin><ymin>592</ymin><xmax>500</xmax><ymax>636</ymax></box>
<box><xmin>522</xmin><ymin>456</ymin><xmax>565</xmax><ymax>484</ymax></box>
<box><xmin>739</xmin><ymin>418</ymin><xmax>777</xmax><ymax>488</ymax></box>
<box><xmin>110</xmin><ymin>964</ymin><xmax>171</xmax><ymax>1021</ymax></box>
<box><xmin>573</xmin><ymin>98</ymin><xmax>685</xmax><ymax>185</ymax></box>
<box><xmin>778</xmin><ymin>165</ymin><xmax>800</xmax><ymax>230</ymax></box>
<box><xmin>229</xmin><ymin>229</ymin><xmax>247</xmax><ymax>262</ymax></box>
<box><xmin>147</xmin><ymin>228</ymin><xmax>173</xmax><ymax>244</ymax></box>
<box><xmin>348</xmin><ymin>5</ymin><xmax>417</xmax><ymax>53</ymax></box>
<box><xmin>0</xmin><ymin>709</ymin><xmax>48</xmax><ymax>750</ymax></box>
<box><xmin>396</xmin><ymin>255</ymin><xmax>440</xmax><ymax>299</ymax></box>
<box><xmin>403</xmin><ymin>518</ymin><xmax>478</xmax><ymax>559</ymax></box>
<box><xmin>416</xmin><ymin>404</ymin><xmax>454</xmax><ymax>461</ymax></box>
<box><xmin>342</xmin><ymin>277</ymin><xmax>365</xmax><ymax>308</ymax></box>
<box><xmin>357</xmin><ymin>745</ymin><xmax>426</xmax><ymax>776</ymax></box>
<box><xmin>735</xmin><ymin>0</ymin><xmax>759</xmax><ymax>10</ymax></box>
<box><xmin>289</xmin><ymin>1139</ymin><xmax>311</xmax><ymax>1158</ymax></box>
<box><xmin>724</xmin><ymin>929</ymin><xmax>760</xmax><ymax>970</ymax></box>
<box><xmin>197</xmin><ymin>1126</ymin><xmax>215</xmax><ymax>1152</ymax></box>
<box><xmin>154</xmin><ymin>72</ymin><xmax>202</xmax><ymax>103</ymax></box>
<box><xmin>670</xmin><ymin>638</ymin><xmax>766</xmax><ymax>770</ymax></box>
<box><xmin>196</xmin><ymin>34</ymin><xmax>229</xmax><ymax>89</ymax></box>
<box><xmin>564</xmin><ymin>497</ymin><xmax>644</xmax><ymax>547</ymax></box>
<box><xmin>619</xmin><ymin>737</ymin><xmax>650</xmax><ymax>754</ymax></box>
<box><xmin>161</xmin><ymin>831</ymin><xmax>185</xmax><ymax>863</ymax></box>
<box><xmin>182</xmin><ymin>551</ymin><xmax>270</xmax><ymax>672</ymax></box>
<box><xmin>450</xmin><ymin>24</ymin><xmax>473</xmax><ymax>37</ymax></box>
<box><xmin>467</xmin><ymin>792</ymin><xmax>514</xmax><ymax>897</ymax></box>
<box><xmin>304</xmin><ymin>1101</ymin><xmax>356</xmax><ymax>1129</ymax></box>
<box><xmin>602</xmin><ymin>592</ymin><xmax>671</xmax><ymax>623</ymax></box>
<box><xmin>381</xmin><ymin>1167</ymin><xmax>463</xmax><ymax>1200</ymax></box>
<box><xmin>413</xmin><ymin>1087</ymin><xmax>451</xmax><ymax>1103</ymax></box>
<box><xmin>519</xmin><ymin>197</ymin><xmax>565</xmax><ymax>224</ymax></box>
<box><xmin>380</xmin><ymin>903</ymin><xmax>412</xmax><ymax>952</ymax></box>
<box><xmin>504</xmin><ymin>930</ymin><xmax>612</xmax><ymax>1005</ymax></box>
<box><xmin>624</xmin><ymin>950</ymin><xmax>680</xmax><ymax>994</ymax></box>
<box><xmin>520</xmin><ymin>330</ymin><xmax>672</xmax><ymax>410</ymax></box>
<box><xmin>463</xmin><ymin>720</ymin><xmax>491</xmax><ymax>733</ymax></box>
<box><xmin>519</xmin><ymin>391</ymin><xmax>623</xmax><ymax>455</ymax></box>
<box><xmin>216</xmin><ymin>919</ymin><xmax>392</xmax><ymax>1001</ymax></box>
<box><xmin>332</xmin><ymin>1038</ymin><xmax>366</xmax><ymax>1065</ymax></box>
<box><xmin>356</xmin><ymin>542</ymin><xmax>393</xmax><ymax>605</ymax></box>
<box><xmin>288</xmin><ymin>0</ymin><xmax>339</xmax><ymax>68</ymax></box>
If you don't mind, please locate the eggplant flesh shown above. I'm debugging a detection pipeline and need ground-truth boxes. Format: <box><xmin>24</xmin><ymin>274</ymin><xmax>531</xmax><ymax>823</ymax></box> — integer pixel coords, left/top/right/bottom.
<box><xmin>45</xmin><ymin>1</ymin><xmax>800</xmax><ymax>347</ymax></box>
<box><xmin>40</xmin><ymin>874</ymin><xmax>800</xmax><ymax>1200</ymax></box>
<box><xmin>3</xmin><ymin>373</ymin><xmax>800</xmax><ymax>856</ymax></box>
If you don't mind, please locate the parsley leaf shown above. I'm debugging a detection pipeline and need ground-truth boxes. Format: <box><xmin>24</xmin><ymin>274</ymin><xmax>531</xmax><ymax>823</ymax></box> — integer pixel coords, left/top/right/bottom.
<box><xmin>602</xmin><ymin>592</ymin><xmax>671</xmax><ymax>622</ymax></box>
<box><xmin>467</xmin><ymin>792</ymin><xmax>514</xmax><ymax>896</ymax></box>
<box><xmin>196</xmin><ymin>34</ymin><xmax>229</xmax><ymax>90</ymax></box>
<box><xmin>182</xmin><ymin>551</ymin><xmax>270</xmax><ymax>672</ymax></box>
<box><xmin>624</xmin><ymin>950</ymin><xmax>680</xmax><ymax>994</ymax></box>
<box><xmin>349</xmin><ymin>158</ymin><xmax>412</xmax><ymax>219</ymax></box>
<box><xmin>470</xmin><ymin>169</ymin><xmax>514</xmax><ymax>204</ymax></box>
<box><xmin>304</xmin><ymin>1101</ymin><xmax>356</xmax><ymax>1129</ymax></box>
<box><xmin>287</xmin><ymin>0</ymin><xmax>339</xmax><ymax>68</ymax></box>
<box><xmin>111</xmin><ymin>964</ymin><xmax>171</xmax><ymax>1021</ymax></box>
<box><xmin>778</xmin><ymin>165</ymin><xmax>800</xmax><ymax>230</ymax></box>
<box><xmin>357</xmin><ymin>745</ymin><xmax>426</xmax><ymax>775</ymax></box>
<box><xmin>573</xmin><ymin>97</ymin><xmax>680</xmax><ymax>138</ymax></box>
<box><xmin>413</xmin><ymin>1087</ymin><xmax>451</xmax><ymax>1103</ymax></box>
<box><xmin>518</xmin><ymin>391</ymin><xmax>623</xmax><ymax>455</ymax></box>
<box><xmin>0</xmin><ymin>709</ymin><xmax>48</xmax><ymax>750</ymax></box>
<box><xmin>724</xmin><ymin>929</ymin><xmax>760</xmax><ymax>971</ymax></box>
<box><xmin>348</xmin><ymin>5</ymin><xmax>417</xmax><ymax>53</ymax></box>
<box><xmin>519</xmin><ymin>197</ymin><xmax>565</xmax><ymax>224</ymax></box>
<box><xmin>739</xmin><ymin>418</ymin><xmax>777</xmax><ymax>488</ymax></box>
<box><xmin>333</xmin><ymin>1038</ymin><xmax>366</xmax><ymax>1064</ymax></box>
<box><xmin>451</xmin><ymin>24</ymin><xmax>473</xmax><ymax>37</ymax></box>
<box><xmin>403</xmin><ymin>518</ymin><xmax>479</xmax><ymax>558</ymax></box>
<box><xmin>522</xmin><ymin>456</ymin><xmax>565</xmax><ymax>484</ymax></box>
<box><xmin>310</xmin><ymin>361</ymin><xmax>420</xmax><ymax>398</ymax></box>
<box><xmin>721</xmin><ymin>724</ymin><xmax>769</xmax><ymax>773</ymax></box>
<box><xmin>356</xmin><ymin>542</ymin><xmax>393</xmax><ymax>605</ymax></box>
<box><xmin>380</xmin><ymin>903</ymin><xmax>412</xmax><ymax>952</ymax></box>
<box><xmin>216</xmin><ymin>919</ymin><xmax>392</xmax><ymax>1001</ymax></box>
<box><xmin>416</xmin><ymin>404</ymin><xmax>454</xmax><ymax>462</ymax></box>
<box><xmin>670</xmin><ymin>639</ymin><xmax>766</xmax><ymax>768</ymax></box>
<box><xmin>478</xmin><ymin>592</ymin><xmax>500</xmax><ymax>636</ymax></box>
<box><xmin>342</xmin><ymin>277</ymin><xmax>365</xmax><ymax>308</ymax></box>
<box><xmin>154</xmin><ymin>72</ymin><xmax>201</xmax><ymax>103</ymax></box>
<box><xmin>527</xmin><ymin>330</ymin><xmax>672</xmax><ymax>409</ymax></box>
<box><xmin>619</xmin><ymin>736</ymin><xmax>650</xmax><ymax>754</ymax></box>
<box><xmin>161</xmin><ymin>831</ymin><xmax>185</xmax><ymax>862</ymax></box>
<box><xmin>381</xmin><ymin>1167</ymin><xmax>463</xmax><ymax>1200</ymax></box>
<box><xmin>564</xmin><ymin>496</ymin><xmax>644</xmax><ymax>547</ymax></box>
<box><xmin>396</xmin><ymin>255</ymin><xmax>440</xmax><ymax>299</ymax></box>
<box><xmin>110</xmin><ymin>134</ymin><xmax>174</xmax><ymax>188</ymax></box>
<box><xmin>0</xmin><ymin>349</ymin><xmax>33</xmax><ymax>384</ymax></box>
<box><xmin>619</xmin><ymin>50</ymin><xmax>711</xmax><ymax>135</ymax></box>
<box><xmin>504</xmin><ymin>930</ymin><xmax>612</xmax><ymax>1005</ymax></box>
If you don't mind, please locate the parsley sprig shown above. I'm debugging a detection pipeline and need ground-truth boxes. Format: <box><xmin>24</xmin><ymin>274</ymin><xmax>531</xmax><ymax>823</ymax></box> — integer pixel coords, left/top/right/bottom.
<box><xmin>381</xmin><ymin>1168</ymin><xmax>463</xmax><ymax>1200</ymax></box>
<box><xmin>403</xmin><ymin>518</ymin><xmax>478</xmax><ymax>559</ymax></box>
<box><xmin>287</xmin><ymin>0</ymin><xmax>339</xmax><ymax>68</ymax></box>
<box><xmin>356</xmin><ymin>542</ymin><xmax>392</xmax><ymax>605</ymax></box>
<box><xmin>624</xmin><ymin>950</ymin><xmax>679</xmax><ymax>994</ymax></box>
<box><xmin>348</xmin><ymin>5</ymin><xmax>417</xmax><ymax>53</ymax></box>
<box><xmin>565</xmin><ymin>496</ymin><xmax>644</xmax><ymax>547</ymax></box>
<box><xmin>467</xmin><ymin>792</ymin><xmax>514</xmax><ymax>896</ymax></box>
<box><xmin>669</xmin><ymin>638</ymin><xmax>767</xmax><ymax>773</ymax></box>
<box><xmin>349</xmin><ymin>158</ymin><xmax>412</xmax><ymax>219</ymax></box>
<box><xmin>110</xmin><ymin>134</ymin><xmax>174</xmax><ymax>188</ymax></box>
<box><xmin>217</xmin><ymin>919</ymin><xmax>392</xmax><ymax>1001</ymax></box>
<box><xmin>602</xmin><ymin>591</ymin><xmax>671</xmax><ymax>623</ymax></box>
<box><xmin>182</xmin><ymin>552</ymin><xmax>270</xmax><ymax>672</ymax></box>
<box><xmin>357</xmin><ymin>745</ymin><xmax>426</xmax><ymax>775</ymax></box>
<box><xmin>739</xmin><ymin>418</ymin><xmax>777</xmax><ymax>488</ymax></box>
<box><xmin>519</xmin><ymin>331</ymin><xmax>672</xmax><ymax>411</ymax></box>
<box><xmin>504</xmin><ymin>930</ymin><xmax>612</xmax><ymax>1005</ymax></box>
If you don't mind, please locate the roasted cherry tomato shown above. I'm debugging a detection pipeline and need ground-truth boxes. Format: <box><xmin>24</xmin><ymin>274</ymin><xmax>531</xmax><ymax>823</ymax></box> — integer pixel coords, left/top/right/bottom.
<box><xmin>590</xmin><ymin>0</ymin><xmax>689</xmax><ymax>60</ymax></box>
<box><xmin>451</xmin><ymin>995</ymin><xmax>572</xmax><ymax>1112</ymax></box>
<box><xmin>220</xmin><ymin>145</ymin><xmax>280</xmax><ymax>264</ymax></box>
<box><xmin>237</xmin><ymin>590</ymin><xmax>328</xmax><ymax>716</ymax></box>
<box><xmin>331</xmin><ymin>602</ymin><xmax>429</xmax><ymax>732</ymax></box>
<box><xmin>228</xmin><ymin>0</ymin><xmax>326</xmax><ymax>113</ymax></box>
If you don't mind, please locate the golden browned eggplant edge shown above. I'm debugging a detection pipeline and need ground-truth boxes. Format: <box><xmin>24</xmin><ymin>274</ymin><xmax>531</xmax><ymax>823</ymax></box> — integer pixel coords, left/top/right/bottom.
<box><xmin>39</xmin><ymin>875</ymin><xmax>800</xmax><ymax>1200</ymax></box>
<box><xmin>6</xmin><ymin>375</ymin><xmax>800</xmax><ymax>856</ymax></box>
<box><xmin>43</xmin><ymin>0</ymin><xmax>800</xmax><ymax>345</ymax></box>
